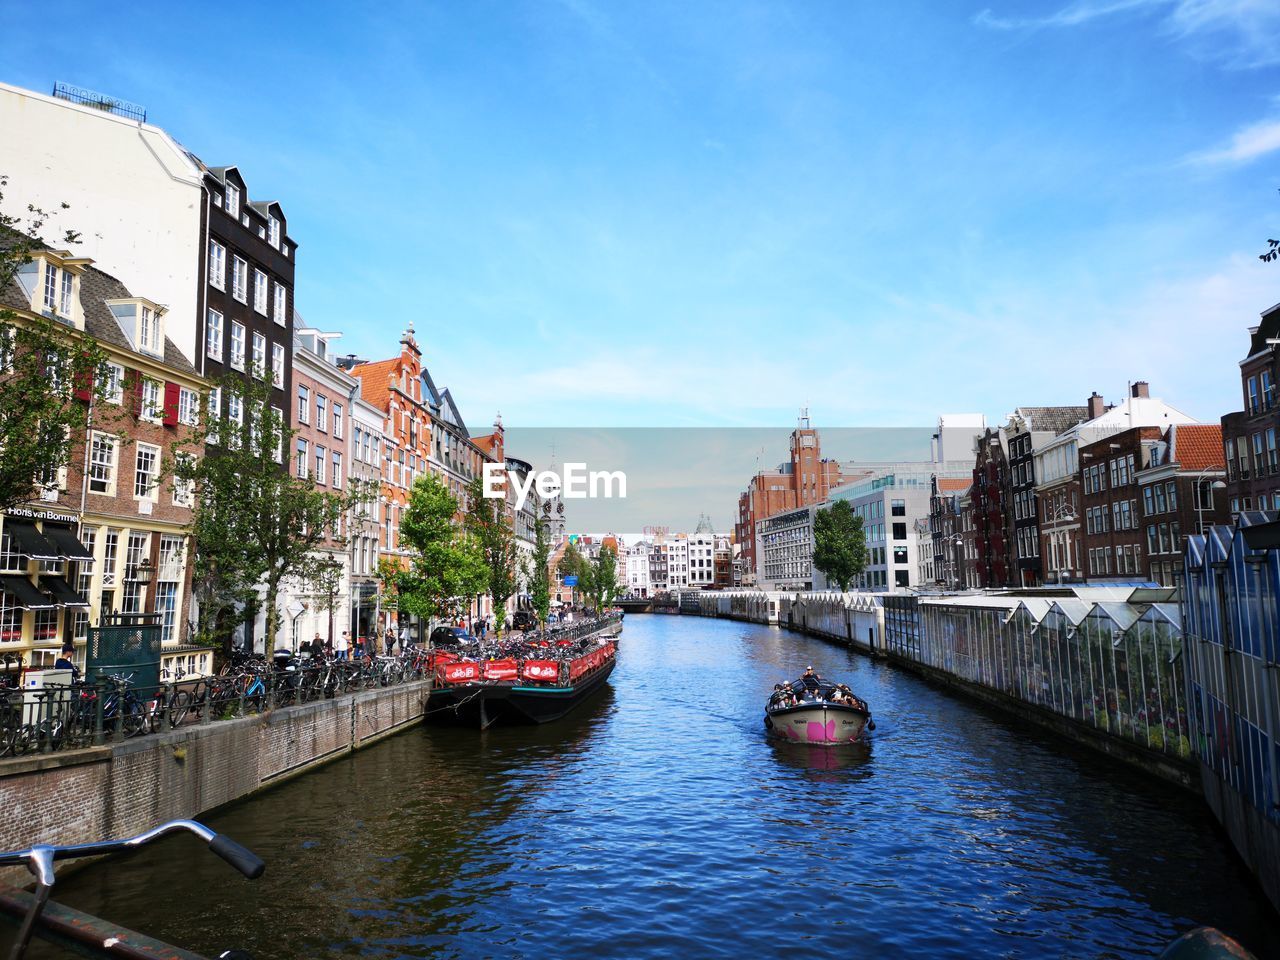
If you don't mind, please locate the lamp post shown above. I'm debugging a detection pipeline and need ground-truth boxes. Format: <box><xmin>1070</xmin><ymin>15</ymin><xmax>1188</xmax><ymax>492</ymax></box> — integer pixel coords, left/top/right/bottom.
<box><xmin>1193</xmin><ymin>470</ymin><xmax>1227</xmax><ymax>536</ymax></box>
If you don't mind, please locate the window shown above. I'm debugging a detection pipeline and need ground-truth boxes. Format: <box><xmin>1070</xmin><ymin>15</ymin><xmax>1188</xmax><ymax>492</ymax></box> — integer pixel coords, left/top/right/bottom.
<box><xmin>43</xmin><ymin>262</ymin><xmax>57</xmax><ymax>311</ymax></box>
<box><xmin>134</xmin><ymin>443</ymin><xmax>160</xmax><ymax>500</ymax></box>
<box><xmin>333</xmin><ymin>403</ymin><xmax>344</xmax><ymax>439</ymax></box>
<box><xmin>1269</xmin><ymin>429</ymin><xmax>1278</xmax><ymax>473</ymax></box>
<box><xmin>253</xmin><ymin>269</ymin><xmax>268</xmax><ymax>314</ymax></box>
<box><xmin>208</xmin><ymin>240</ymin><xmax>226</xmax><ymax>290</ymax></box>
<box><xmin>892</xmin><ymin>523</ymin><xmax>906</xmax><ymax>541</ymax></box>
<box><xmin>178</xmin><ymin>388</ymin><xmax>199</xmax><ymax>427</ymax></box>
<box><xmin>207</xmin><ymin>385</ymin><xmax>222</xmax><ymax>423</ymax></box>
<box><xmin>296</xmin><ymin>438</ymin><xmax>309</xmax><ymax>479</ymax></box>
<box><xmin>232</xmin><ymin>256</ymin><xmax>248</xmax><ymax>302</ymax></box>
<box><xmin>1264</xmin><ymin>371</ymin><xmax>1276</xmax><ymax>411</ymax></box>
<box><xmin>297</xmin><ymin>385</ymin><xmax>310</xmax><ymax>424</ymax></box>
<box><xmin>273</xmin><ymin>283</ymin><xmax>287</xmax><ymax>326</ymax></box>
<box><xmin>1165</xmin><ymin>481</ymin><xmax>1177</xmax><ymax>512</ymax></box>
<box><xmin>89</xmin><ymin>433</ymin><xmax>118</xmax><ymax>495</ymax></box>
<box><xmin>268</xmin><ymin>216</ymin><xmax>281</xmax><ymax>249</ymax></box>
<box><xmin>891</xmin><ymin>499</ymin><xmax>905</xmax><ymax>517</ymax></box>
<box><xmin>1248</xmin><ymin>376</ymin><xmax>1259</xmax><ymax>415</ymax></box>
<box><xmin>225</xmin><ymin>182</ymin><xmax>240</xmax><ymax>218</ymax></box>
<box><xmin>206</xmin><ymin>309</ymin><xmax>223</xmax><ymax>361</ymax></box>
<box><xmin>271</xmin><ymin>343</ymin><xmax>285</xmax><ymax>388</ymax></box>
<box><xmin>252</xmin><ymin>332</ymin><xmax>266</xmax><ymax>378</ymax></box>
<box><xmin>226</xmin><ymin>394</ymin><xmax>243</xmax><ymax>449</ymax></box>
<box><xmin>1254</xmin><ymin>433</ymin><xmax>1265</xmax><ymax>475</ymax></box>
<box><xmin>100</xmin><ymin>363</ymin><xmax>124</xmax><ymax>404</ymax></box>
<box><xmin>173</xmin><ymin>453</ymin><xmax>195</xmax><ymax>507</ymax></box>
<box><xmin>317</xmin><ymin>395</ymin><xmax>328</xmax><ymax>432</ymax></box>
<box><xmin>60</xmin><ymin>269</ymin><xmax>73</xmax><ymax>316</ymax></box>
<box><xmin>271</xmin><ymin>407</ymin><xmax>284</xmax><ymax>462</ymax></box>
<box><xmin>230</xmin><ymin>322</ymin><xmax>245</xmax><ymax>370</ymax></box>
<box><xmin>315</xmin><ymin>445</ymin><xmax>326</xmax><ymax>484</ymax></box>
<box><xmin>141</xmin><ymin>378</ymin><xmax>162</xmax><ymax>423</ymax></box>
<box><xmin>332</xmin><ymin>451</ymin><xmax>342</xmax><ymax>487</ymax></box>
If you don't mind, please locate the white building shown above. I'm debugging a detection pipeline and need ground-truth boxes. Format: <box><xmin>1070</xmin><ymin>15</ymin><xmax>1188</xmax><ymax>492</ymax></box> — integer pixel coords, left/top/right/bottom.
<box><xmin>625</xmin><ymin>540</ymin><xmax>652</xmax><ymax>597</ymax></box>
<box><xmin>349</xmin><ymin>392</ymin><xmax>385</xmax><ymax>643</ymax></box>
<box><xmin>0</xmin><ymin>83</ymin><xmax>206</xmax><ymax>366</ymax></box>
<box><xmin>756</xmin><ymin>506</ymin><xmax>816</xmax><ymax>591</ymax></box>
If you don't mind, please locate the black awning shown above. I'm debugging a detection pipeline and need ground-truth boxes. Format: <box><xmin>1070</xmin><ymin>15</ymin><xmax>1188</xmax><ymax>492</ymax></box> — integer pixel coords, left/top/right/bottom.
<box><xmin>3</xmin><ymin>522</ymin><xmax>60</xmax><ymax>562</ymax></box>
<box><xmin>41</xmin><ymin>575</ymin><xmax>89</xmax><ymax>609</ymax></box>
<box><xmin>0</xmin><ymin>575</ymin><xmax>58</xmax><ymax>611</ymax></box>
<box><xmin>41</xmin><ymin>526</ymin><xmax>94</xmax><ymax>563</ymax></box>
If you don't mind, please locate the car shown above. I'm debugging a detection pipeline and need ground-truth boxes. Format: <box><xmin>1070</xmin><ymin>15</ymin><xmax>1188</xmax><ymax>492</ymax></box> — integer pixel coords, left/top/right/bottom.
<box><xmin>429</xmin><ymin>626</ymin><xmax>475</xmax><ymax>649</ymax></box>
<box><xmin>512</xmin><ymin>611</ymin><xmax>537</xmax><ymax>631</ymax></box>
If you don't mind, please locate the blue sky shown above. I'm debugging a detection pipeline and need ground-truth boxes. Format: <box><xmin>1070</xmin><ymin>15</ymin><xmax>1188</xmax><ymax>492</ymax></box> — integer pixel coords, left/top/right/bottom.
<box><xmin>5</xmin><ymin>0</ymin><xmax>1280</xmax><ymax>432</ymax></box>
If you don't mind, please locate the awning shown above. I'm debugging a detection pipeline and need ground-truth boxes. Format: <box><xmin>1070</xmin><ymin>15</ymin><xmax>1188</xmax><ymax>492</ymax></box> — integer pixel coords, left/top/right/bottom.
<box><xmin>41</xmin><ymin>526</ymin><xmax>94</xmax><ymax>563</ymax></box>
<box><xmin>0</xmin><ymin>575</ymin><xmax>58</xmax><ymax>611</ymax></box>
<box><xmin>41</xmin><ymin>575</ymin><xmax>89</xmax><ymax>609</ymax></box>
<box><xmin>3</xmin><ymin>522</ymin><xmax>59</xmax><ymax>562</ymax></box>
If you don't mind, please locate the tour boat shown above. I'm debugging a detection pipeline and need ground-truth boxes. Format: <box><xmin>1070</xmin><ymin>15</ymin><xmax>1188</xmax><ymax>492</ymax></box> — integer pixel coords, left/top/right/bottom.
<box><xmin>426</xmin><ymin>622</ymin><xmax>619</xmax><ymax>730</ymax></box>
<box><xmin>763</xmin><ymin>671</ymin><xmax>874</xmax><ymax>745</ymax></box>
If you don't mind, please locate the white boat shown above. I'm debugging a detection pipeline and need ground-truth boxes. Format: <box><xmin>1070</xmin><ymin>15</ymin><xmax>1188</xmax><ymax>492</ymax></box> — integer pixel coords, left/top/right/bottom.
<box><xmin>764</xmin><ymin>671</ymin><xmax>874</xmax><ymax>745</ymax></box>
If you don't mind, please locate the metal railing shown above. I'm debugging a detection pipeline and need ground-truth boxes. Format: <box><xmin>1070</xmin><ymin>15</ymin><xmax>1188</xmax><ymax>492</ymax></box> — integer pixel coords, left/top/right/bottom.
<box><xmin>0</xmin><ymin>651</ymin><xmax>431</xmax><ymax>759</ymax></box>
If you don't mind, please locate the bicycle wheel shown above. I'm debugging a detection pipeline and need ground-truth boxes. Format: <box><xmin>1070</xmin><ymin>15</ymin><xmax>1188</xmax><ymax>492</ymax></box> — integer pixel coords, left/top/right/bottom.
<box><xmin>122</xmin><ymin>697</ymin><xmax>147</xmax><ymax>738</ymax></box>
<box><xmin>169</xmin><ymin>690</ymin><xmax>192</xmax><ymax>727</ymax></box>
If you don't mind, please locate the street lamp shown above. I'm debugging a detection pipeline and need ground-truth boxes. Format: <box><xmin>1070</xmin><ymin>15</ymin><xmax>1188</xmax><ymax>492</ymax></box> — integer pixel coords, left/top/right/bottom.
<box><xmin>1192</xmin><ymin>470</ymin><xmax>1227</xmax><ymax>536</ymax></box>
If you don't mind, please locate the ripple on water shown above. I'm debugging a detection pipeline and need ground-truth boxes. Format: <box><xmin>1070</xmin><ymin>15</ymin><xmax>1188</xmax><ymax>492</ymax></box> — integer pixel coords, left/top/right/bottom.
<box><xmin>17</xmin><ymin>615</ymin><xmax>1280</xmax><ymax>960</ymax></box>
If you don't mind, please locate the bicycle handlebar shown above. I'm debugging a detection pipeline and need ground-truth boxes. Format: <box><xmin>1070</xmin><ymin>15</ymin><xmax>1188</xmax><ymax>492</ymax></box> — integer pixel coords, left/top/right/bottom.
<box><xmin>0</xmin><ymin>819</ymin><xmax>265</xmax><ymax>881</ymax></box>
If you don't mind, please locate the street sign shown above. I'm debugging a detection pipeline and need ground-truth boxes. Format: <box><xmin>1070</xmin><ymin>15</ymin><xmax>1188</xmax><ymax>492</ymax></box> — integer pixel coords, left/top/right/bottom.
<box><xmin>564</xmin><ymin>575</ymin><xmax>579</xmax><ymax>587</ymax></box>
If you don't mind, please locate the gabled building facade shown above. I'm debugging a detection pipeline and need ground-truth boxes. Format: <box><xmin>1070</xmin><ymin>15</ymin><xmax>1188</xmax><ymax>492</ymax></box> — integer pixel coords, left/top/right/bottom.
<box><xmin>1221</xmin><ymin>303</ymin><xmax>1280</xmax><ymax>516</ymax></box>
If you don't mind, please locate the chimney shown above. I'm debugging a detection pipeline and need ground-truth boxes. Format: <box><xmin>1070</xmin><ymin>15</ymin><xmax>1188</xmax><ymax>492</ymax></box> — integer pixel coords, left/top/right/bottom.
<box><xmin>1131</xmin><ymin>381</ymin><xmax>1149</xmax><ymax>399</ymax></box>
<box><xmin>1087</xmin><ymin>392</ymin><xmax>1106</xmax><ymax>419</ymax></box>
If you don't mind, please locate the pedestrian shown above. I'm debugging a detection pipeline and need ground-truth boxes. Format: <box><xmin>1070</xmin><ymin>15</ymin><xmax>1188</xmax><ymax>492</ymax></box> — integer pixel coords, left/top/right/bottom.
<box><xmin>400</xmin><ymin>623</ymin><xmax>411</xmax><ymax>650</ymax></box>
<box><xmin>336</xmin><ymin>630</ymin><xmax>350</xmax><ymax>661</ymax></box>
<box><xmin>55</xmin><ymin>642</ymin><xmax>79</xmax><ymax>680</ymax></box>
<box><xmin>384</xmin><ymin>628</ymin><xmax>395</xmax><ymax>656</ymax></box>
<box><xmin>354</xmin><ymin>634</ymin><xmax>365</xmax><ymax>659</ymax></box>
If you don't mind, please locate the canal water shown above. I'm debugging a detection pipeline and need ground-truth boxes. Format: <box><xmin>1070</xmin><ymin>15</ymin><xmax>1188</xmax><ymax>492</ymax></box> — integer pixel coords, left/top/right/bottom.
<box><xmin>24</xmin><ymin>615</ymin><xmax>1280</xmax><ymax>959</ymax></box>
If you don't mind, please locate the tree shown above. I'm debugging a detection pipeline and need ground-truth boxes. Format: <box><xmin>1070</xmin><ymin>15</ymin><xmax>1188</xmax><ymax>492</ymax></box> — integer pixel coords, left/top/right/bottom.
<box><xmin>392</xmin><ymin>471</ymin><xmax>487</xmax><ymax>626</ymax></box>
<box><xmin>529</xmin><ymin>518</ymin><xmax>551</xmax><ymax>629</ymax></box>
<box><xmin>582</xmin><ymin>545</ymin><xmax>619</xmax><ymax>612</ymax></box>
<box><xmin>0</xmin><ymin>183</ymin><xmax>112</xmax><ymax>515</ymax></box>
<box><xmin>176</xmin><ymin>375</ymin><xmax>367</xmax><ymax>655</ymax></box>
<box><xmin>463</xmin><ymin>476</ymin><xmax>519</xmax><ymax>635</ymax></box>
<box><xmin>558</xmin><ymin>539</ymin><xmax>585</xmax><ymax>606</ymax></box>
<box><xmin>812</xmin><ymin>500</ymin><xmax>868</xmax><ymax>592</ymax></box>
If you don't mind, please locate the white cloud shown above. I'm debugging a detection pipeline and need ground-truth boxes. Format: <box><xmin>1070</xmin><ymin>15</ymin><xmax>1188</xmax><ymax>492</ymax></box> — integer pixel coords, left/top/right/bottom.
<box><xmin>975</xmin><ymin>0</ymin><xmax>1280</xmax><ymax>67</ymax></box>
<box><xmin>1186</xmin><ymin>116</ymin><xmax>1280</xmax><ymax>165</ymax></box>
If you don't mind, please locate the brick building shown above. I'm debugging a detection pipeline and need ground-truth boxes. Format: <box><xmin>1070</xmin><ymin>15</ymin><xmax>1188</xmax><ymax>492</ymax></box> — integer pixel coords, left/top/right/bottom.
<box><xmin>735</xmin><ymin>411</ymin><xmax>869</xmax><ymax>583</ymax></box>
<box><xmin>1079</xmin><ymin>426</ymin><xmax>1164</xmax><ymax>582</ymax></box>
<box><xmin>1137</xmin><ymin>423</ymin><xmax>1227</xmax><ymax>587</ymax></box>
<box><xmin>1221</xmin><ymin>303</ymin><xmax>1280</xmax><ymax>515</ymax></box>
<box><xmin>1</xmin><ymin>245</ymin><xmax>207</xmax><ymax>675</ymax></box>
<box><xmin>971</xmin><ymin>429</ymin><xmax>1012</xmax><ymax>588</ymax></box>
<box><xmin>1002</xmin><ymin>405</ymin><xmax>1089</xmax><ymax>587</ymax></box>
<box><xmin>347</xmin><ymin>326</ymin><xmax>434</xmax><ymax>636</ymax></box>
<box><xmin>928</xmin><ymin>476</ymin><xmax>971</xmax><ymax>587</ymax></box>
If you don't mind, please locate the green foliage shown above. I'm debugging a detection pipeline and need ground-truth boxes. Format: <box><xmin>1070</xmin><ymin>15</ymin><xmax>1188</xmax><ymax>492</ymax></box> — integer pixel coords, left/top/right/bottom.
<box><xmin>464</xmin><ymin>476</ymin><xmax>518</xmax><ymax>636</ymax></box>
<box><xmin>812</xmin><ymin>500</ymin><xmax>868</xmax><ymax>592</ymax></box>
<box><xmin>0</xmin><ymin>180</ymin><xmax>113</xmax><ymax>515</ymax></box>
<box><xmin>583</xmin><ymin>545</ymin><xmax>620</xmax><ymax>612</ymax></box>
<box><xmin>529</xmin><ymin>518</ymin><xmax>551</xmax><ymax>629</ymax></box>
<box><xmin>393</xmin><ymin>471</ymin><xmax>487</xmax><ymax>624</ymax></box>
<box><xmin>176</xmin><ymin>375</ymin><xmax>365</xmax><ymax>653</ymax></box>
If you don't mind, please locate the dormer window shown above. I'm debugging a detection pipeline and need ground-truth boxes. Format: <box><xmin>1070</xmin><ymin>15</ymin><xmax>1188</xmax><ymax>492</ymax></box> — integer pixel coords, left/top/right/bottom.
<box><xmin>268</xmin><ymin>216</ymin><xmax>281</xmax><ymax>249</ymax></box>
<box><xmin>226</xmin><ymin>182</ymin><xmax>240</xmax><ymax>218</ymax></box>
<box><xmin>23</xmin><ymin>255</ymin><xmax>86</xmax><ymax>326</ymax></box>
<box><xmin>106</xmin><ymin>299</ymin><xmax>165</xmax><ymax>358</ymax></box>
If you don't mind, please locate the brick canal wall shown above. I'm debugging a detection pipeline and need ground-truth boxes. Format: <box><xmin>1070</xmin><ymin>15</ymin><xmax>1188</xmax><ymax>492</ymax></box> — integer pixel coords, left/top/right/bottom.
<box><xmin>0</xmin><ymin>681</ymin><xmax>431</xmax><ymax>882</ymax></box>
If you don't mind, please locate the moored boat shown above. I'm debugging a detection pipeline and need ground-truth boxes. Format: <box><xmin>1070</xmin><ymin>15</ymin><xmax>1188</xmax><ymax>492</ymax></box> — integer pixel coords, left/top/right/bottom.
<box><xmin>426</xmin><ymin>615</ymin><xmax>621</xmax><ymax>730</ymax></box>
<box><xmin>764</xmin><ymin>668</ymin><xmax>874</xmax><ymax>745</ymax></box>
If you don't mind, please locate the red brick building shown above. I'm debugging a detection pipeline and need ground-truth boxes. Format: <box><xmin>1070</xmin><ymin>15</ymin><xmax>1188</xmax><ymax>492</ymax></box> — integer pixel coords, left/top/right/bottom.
<box><xmin>1221</xmin><ymin>304</ymin><xmax>1280</xmax><ymax>515</ymax></box>
<box><xmin>1080</xmin><ymin>426</ymin><xmax>1163</xmax><ymax>581</ymax></box>
<box><xmin>971</xmin><ymin>429</ymin><xmax>1012</xmax><ymax>588</ymax></box>
<box><xmin>1137</xmin><ymin>423</ymin><xmax>1227</xmax><ymax>587</ymax></box>
<box><xmin>1</xmin><ymin>244</ymin><xmax>206</xmax><ymax>674</ymax></box>
<box><xmin>735</xmin><ymin>412</ymin><xmax>861</xmax><ymax>583</ymax></box>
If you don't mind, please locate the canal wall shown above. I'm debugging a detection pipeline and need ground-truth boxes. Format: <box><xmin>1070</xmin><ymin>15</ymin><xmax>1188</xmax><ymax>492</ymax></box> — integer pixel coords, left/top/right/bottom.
<box><xmin>0</xmin><ymin>680</ymin><xmax>431</xmax><ymax>883</ymax></box>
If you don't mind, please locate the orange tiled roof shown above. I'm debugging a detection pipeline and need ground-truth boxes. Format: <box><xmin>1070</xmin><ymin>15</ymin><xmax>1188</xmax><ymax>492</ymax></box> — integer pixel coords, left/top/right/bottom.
<box><xmin>472</xmin><ymin>433</ymin><xmax>498</xmax><ymax>456</ymax></box>
<box><xmin>1173</xmin><ymin>424</ymin><xmax>1224</xmax><ymax>472</ymax></box>
<box><xmin>937</xmin><ymin>478</ymin><xmax>970</xmax><ymax>492</ymax></box>
<box><xmin>349</xmin><ymin>357</ymin><xmax>399</xmax><ymax>411</ymax></box>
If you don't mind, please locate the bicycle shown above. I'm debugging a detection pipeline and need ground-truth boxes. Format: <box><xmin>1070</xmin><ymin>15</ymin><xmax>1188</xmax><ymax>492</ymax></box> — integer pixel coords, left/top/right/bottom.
<box><xmin>0</xmin><ymin>818</ymin><xmax>264</xmax><ymax>959</ymax></box>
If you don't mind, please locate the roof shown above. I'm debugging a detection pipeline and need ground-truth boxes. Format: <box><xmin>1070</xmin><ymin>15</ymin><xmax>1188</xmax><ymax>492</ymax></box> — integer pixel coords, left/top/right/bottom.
<box><xmin>1170</xmin><ymin>423</ymin><xmax>1224</xmax><ymax>472</ymax></box>
<box><xmin>0</xmin><ymin>227</ymin><xmax>195</xmax><ymax>376</ymax></box>
<box><xmin>347</xmin><ymin>357</ymin><xmax>399</xmax><ymax>412</ymax></box>
<box><xmin>937</xmin><ymin>477</ymin><xmax>970</xmax><ymax>493</ymax></box>
<box><xmin>1015</xmin><ymin>405</ymin><xmax>1090</xmax><ymax>436</ymax></box>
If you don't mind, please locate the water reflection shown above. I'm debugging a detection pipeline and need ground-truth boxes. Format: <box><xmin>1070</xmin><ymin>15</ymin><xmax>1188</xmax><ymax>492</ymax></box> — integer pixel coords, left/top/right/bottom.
<box><xmin>14</xmin><ymin>615</ymin><xmax>1280</xmax><ymax>960</ymax></box>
